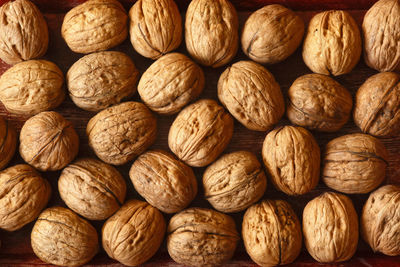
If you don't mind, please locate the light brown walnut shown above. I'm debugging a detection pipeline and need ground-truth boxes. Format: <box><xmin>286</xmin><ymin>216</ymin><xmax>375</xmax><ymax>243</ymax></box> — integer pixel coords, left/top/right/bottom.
<box><xmin>0</xmin><ymin>116</ymin><xmax>17</xmax><ymax>170</ymax></box>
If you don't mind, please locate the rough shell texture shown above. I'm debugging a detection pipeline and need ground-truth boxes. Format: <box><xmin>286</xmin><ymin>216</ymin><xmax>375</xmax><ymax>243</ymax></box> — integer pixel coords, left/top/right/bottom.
<box><xmin>102</xmin><ymin>199</ymin><xmax>166</xmax><ymax>266</ymax></box>
<box><xmin>185</xmin><ymin>0</ymin><xmax>238</xmax><ymax>68</ymax></box>
<box><xmin>168</xmin><ymin>99</ymin><xmax>233</xmax><ymax>167</ymax></box>
<box><xmin>67</xmin><ymin>51</ymin><xmax>139</xmax><ymax>112</ymax></box>
<box><xmin>262</xmin><ymin>126</ymin><xmax>320</xmax><ymax>196</ymax></box>
<box><xmin>241</xmin><ymin>4</ymin><xmax>304</xmax><ymax>65</ymax></box>
<box><xmin>138</xmin><ymin>53</ymin><xmax>204</xmax><ymax>115</ymax></box>
<box><xmin>20</xmin><ymin>111</ymin><xmax>79</xmax><ymax>171</ymax></box>
<box><xmin>0</xmin><ymin>116</ymin><xmax>17</xmax><ymax>170</ymax></box>
<box><xmin>167</xmin><ymin>207</ymin><xmax>239</xmax><ymax>267</ymax></box>
<box><xmin>203</xmin><ymin>151</ymin><xmax>267</xmax><ymax>213</ymax></box>
<box><xmin>87</xmin><ymin>101</ymin><xmax>157</xmax><ymax>165</ymax></box>
<box><xmin>303</xmin><ymin>192</ymin><xmax>359</xmax><ymax>263</ymax></box>
<box><xmin>31</xmin><ymin>207</ymin><xmax>99</xmax><ymax>267</ymax></box>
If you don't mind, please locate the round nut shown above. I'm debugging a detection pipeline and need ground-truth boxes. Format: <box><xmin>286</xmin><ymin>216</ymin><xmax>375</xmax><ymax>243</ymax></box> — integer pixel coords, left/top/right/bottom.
<box><xmin>0</xmin><ymin>116</ymin><xmax>17</xmax><ymax>170</ymax></box>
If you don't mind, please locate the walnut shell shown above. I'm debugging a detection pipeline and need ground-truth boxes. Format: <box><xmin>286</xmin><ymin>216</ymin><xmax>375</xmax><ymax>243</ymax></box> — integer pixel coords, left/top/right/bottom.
<box><xmin>87</xmin><ymin>101</ymin><xmax>157</xmax><ymax>165</ymax></box>
<box><xmin>287</xmin><ymin>73</ymin><xmax>353</xmax><ymax>132</ymax></box>
<box><xmin>20</xmin><ymin>111</ymin><xmax>79</xmax><ymax>171</ymax></box>
<box><xmin>203</xmin><ymin>151</ymin><xmax>267</xmax><ymax>213</ymax></box>
<box><xmin>0</xmin><ymin>60</ymin><xmax>64</xmax><ymax>116</ymax></box>
<box><xmin>303</xmin><ymin>10</ymin><xmax>361</xmax><ymax>76</ymax></box>
<box><xmin>67</xmin><ymin>51</ymin><xmax>139</xmax><ymax>112</ymax></box>
<box><xmin>262</xmin><ymin>126</ymin><xmax>320</xmax><ymax>196</ymax></box>
<box><xmin>168</xmin><ymin>99</ymin><xmax>233</xmax><ymax>167</ymax></box>
<box><xmin>242</xmin><ymin>200</ymin><xmax>302</xmax><ymax>266</ymax></box>
<box><xmin>31</xmin><ymin>207</ymin><xmax>99</xmax><ymax>267</ymax></box>
<box><xmin>0</xmin><ymin>116</ymin><xmax>17</xmax><ymax>170</ymax></box>
<box><xmin>167</xmin><ymin>207</ymin><xmax>239</xmax><ymax>267</ymax></box>
<box><xmin>129</xmin><ymin>0</ymin><xmax>182</xmax><ymax>59</ymax></box>
<box><xmin>138</xmin><ymin>53</ymin><xmax>204</xmax><ymax>115</ymax></box>
<box><xmin>102</xmin><ymin>199</ymin><xmax>166</xmax><ymax>266</ymax></box>
<box><xmin>241</xmin><ymin>4</ymin><xmax>304</xmax><ymax>65</ymax></box>
<box><xmin>185</xmin><ymin>0</ymin><xmax>238</xmax><ymax>68</ymax></box>
<box><xmin>0</xmin><ymin>164</ymin><xmax>51</xmax><ymax>231</ymax></box>
<box><xmin>61</xmin><ymin>0</ymin><xmax>128</xmax><ymax>54</ymax></box>
<box><xmin>303</xmin><ymin>192</ymin><xmax>359</xmax><ymax>263</ymax></box>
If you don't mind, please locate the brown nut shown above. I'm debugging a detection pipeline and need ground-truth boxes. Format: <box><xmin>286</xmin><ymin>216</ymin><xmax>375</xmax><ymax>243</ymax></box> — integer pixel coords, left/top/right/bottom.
<box><xmin>203</xmin><ymin>151</ymin><xmax>267</xmax><ymax>213</ymax></box>
<box><xmin>185</xmin><ymin>0</ymin><xmax>238</xmax><ymax>68</ymax></box>
<box><xmin>129</xmin><ymin>0</ymin><xmax>182</xmax><ymax>59</ymax></box>
<box><xmin>241</xmin><ymin>4</ymin><xmax>304</xmax><ymax>65</ymax></box>
<box><xmin>0</xmin><ymin>116</ymin><xmax>17</xmax><ymax>170</ymax></box>
<box><xmin>102</xmin><ymin>199</ymin><xmax>166</xmax><ymax>266</ymax></box>
<box><xmin>303</xmin><ymin>192</ymin><xmax>359</xmax><ymax>263</ymax></box>
<box><xmin>138</xmin><ymin>53</ymin><xmax>204</xmax><ymax>115</ymax></box>
<box><xmin>167</xmin><ymin>207</ymin><xmax>239</xmax><ymax>267</ymax></box>
<box><xmin>0</xmin><ymin>164</ymin><xmax>51</xmax><ymax>231</ymax></box>
<box><xmin>168</xmin><ymin>99</ymin><xmax>233</xmax><ymax>167</ymax></box>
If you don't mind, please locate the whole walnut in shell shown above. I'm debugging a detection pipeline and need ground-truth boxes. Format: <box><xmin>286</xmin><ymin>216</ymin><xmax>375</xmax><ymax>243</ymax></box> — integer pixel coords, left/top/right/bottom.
<box><xmin>218</xmin><ymin>61</ymin><xmax>285</xmax><ymax>131</ymax></box>
<box><xmin>0</xmin><ymin>116</ymin><xmax>17</xmax><ymax>170</ymax></box>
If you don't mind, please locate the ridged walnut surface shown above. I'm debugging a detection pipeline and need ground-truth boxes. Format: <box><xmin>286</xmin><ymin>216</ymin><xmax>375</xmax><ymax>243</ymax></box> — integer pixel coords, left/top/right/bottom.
<box><xmin>0</xmin><ymin>116</ymin><xmax>16</xmax><ymax>170</ymax></box>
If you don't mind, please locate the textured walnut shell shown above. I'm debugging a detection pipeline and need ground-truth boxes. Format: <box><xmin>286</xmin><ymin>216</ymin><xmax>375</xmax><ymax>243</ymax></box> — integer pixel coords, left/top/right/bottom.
<box><xmin>241</xmin><ymin>4</ymin><xmax>304</xmax><ymax>65</ymax></box>
<box><xmin>262</xmin><ymin>126</ymin><xmax>320</xmax><ymax>196</ymax></box>
<box><xmin>0</xmin><ymin>116</ymin><xmax>17</xmax><ymax>170</ymax></box>
<box><xmin>61</xmin><ymin>0</ymin><xmax>128</xmax><ymax>54</ymax></box>
<box><xmin>0</xmin><ymin>60</ymin><xmax>64</xmax><ymax>116</ymax></box>
<box><xmin>67</xmin><ymin>51</ymin><xmax>139</xmax><ymax>112</ymax></box>
<box><xmin>0</xmin><ymin>164</ymin><xmax>50</xmax><ymax>231</ymax></box>
<box><xmin>185</xmin><ymin>0</ymin><xmax>238</xmax><ymax>68</ymax></box>
<box><xmin>167</xmin><ymin>207</ymin><xmax>239</xmax><ymax>267</ymax></box>
<box><xmin>303</xmin><ymin>192</ymin><xmax>359</xmax><ymax>263</ymax></box>
<box><xmin>303</xmin><ymin>10</ymin><xmax>361</xmax><ymax>76</ymax></box>
<box><xmin>0</xmin><ymin>0</ymin><xmax>48</xmax><ymax>65</ymax></box>
<box><xmin>138</xmin><ymin>53</ymin><xmax>204</xmax><ymax>115</ymax></box>
<box><xmin>168</xmin><ymin>99</ymin><xmax>233</xmax><ymax>167</ymax></box>
<box><xmin>203</xmin><ymin>151</ymin><xmax>267</xmax><ymax>213</ymax></box>
<box><xmin>31</xmin><ymin>207</ymin><xmax>98</xmax><ymax>267</ymax></box>
<box><xmin>287</xmin><ymin>74</ymin><xmax>353</xmax><ymax>132</ymax></box>
<box><xmin>102</xmin><ymin>199</ymin><xmax>166</xmax><ymax>266</ymax></box>
<box><xmin>242</xmin><ymin>200</ymin><xmax>302</xmax><ymax>266</ymax></box>
<box><xmin>20</xmin><ymin>111</ymin><xmax>79</xmax><ymax>171</ymax></box>
<box><xmin>361</xmin><ymin>185</ymin><xmax>400</xmax><ymax>256</ymax></box>
<box><xmin>129</xmin><ymin>0</ymin><xmax>182</xmax><ymax>59</ymax></box>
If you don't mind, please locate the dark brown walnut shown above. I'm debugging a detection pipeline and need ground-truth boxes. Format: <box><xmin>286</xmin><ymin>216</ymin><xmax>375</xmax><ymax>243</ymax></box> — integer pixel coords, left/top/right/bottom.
<box><xmin>87</xmin><ymin>101</ymin><xmax>157</xmax><ymax>165</ymax></box>
<box><xmin>102</xmin><ymin>199</ymin><xmax>166</xmax><ymax>266</ymax></box>
<box><xmin>67</xmin><ymin>51</ymin><xmax>139</xmax><ymax>112</ymax></box>
<box><xmin>185</xmin><ymin>0</ymin><xmax>238</xmax><ymax>68</ymax></box>
<box><xmin>0</xmin><ymin>116</ymin><xmax>17</xmax><ymax>170</ymax></box>
<box><xmin>167</xmin><ymin>207</ymin><xmax>239</xmax><ymax>267</ymax></box>
<box><xmin>287</xmin><ymin>73</ymin><xmax>353</xmax><ymax>132</ymax></box>
<box><xmin>168</xmin><ymin>99</ymin><xmax>233</xmax><ymax>167</ymax></box>
<box><xmin>262</xmin><ymin>126</ymin><xmax>320</xmax><ymax>196</ymax></box>
<box><xmin>138</xmin><ymin>53</ymin><xmax>204</xmax><ymax>115</ymax></box>
<box><xmin>203</xmin><ymin>151</ymin><xmax>267</xmax><ymax>213</ymax></box>
<box><xmin>241</xmin><ymin>4</ymin><xmax>304</xmax><ymax>65</ymax></box>
<box><xmin>61</xmin><ymin>0</ymin><xmax>128</xmax><ymax>54</ymax></box>
<box><xmin>31</xmin><ymin>207</ymin><xmax>99</xmax><ymax>267</ymax></box>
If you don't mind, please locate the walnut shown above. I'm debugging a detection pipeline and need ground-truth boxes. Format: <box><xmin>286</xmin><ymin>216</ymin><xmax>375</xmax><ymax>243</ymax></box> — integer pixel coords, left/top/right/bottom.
<box><xmin>287</xmin><ymin>74</ymin><xmax>353</xmax><ymax>132</ymax></box>
<box><xmin>67</xmin><ymin>51</ymin><xmax>139</xmax><ymax>112</ymax></box>
<box><xmin>102</xmin><ymin>199</ymin><xmax>165</xmax><ymax>266</ymax></box>
<box><xmin>87</xmin><ymin>101</ymin><xmax>157</xmax><ymax>165</ymax></box>
<box><xmin>61</xmin><ymin>0</ymin><xmax>128</xmax><ymax>54</ymax></box>
<box><xmin>0</xmin><ymin>60</ymin><xmax>64</xmax><ymax>116</ymax></box>
<box><xmin>303</xmin><ymin>192</ymin><xmax>359</xmax><ymax>263</ymax></box>
<box><xmin>241</xmin><ymin>4</ymin><xmax>304</xmax><ymax>65</ymax></box>
<box><xmin>31</xmin><ymin>207</ymin><xmax>99</xmax><ymax>267</ymax></box>
<box><xmin>203</xmin><ymin>151</ymin><xmax>267</xmax><ymax>213</ymax></box>
<box><xmin>361</xmin><ymin>185</ymin><xmax>400</xmax><ymax>256</ymax></box>
<box><xmin>129</xmin><ymin>150</ymin><xmax>197</xmax><ymax>214</ymax></box>
<box><xmin>0</xmin><ymin>164</ymin><xmax>51</xmax><ymax>231</ymax></box>
<box><xmin>167</xmin><ymin>207</ymin><xmax>239</xmax><ymax>267</ymax></box>
<box><xmin>0</xmin><ymin>116</ymin><xmax>17</xmax><ymax>170</ymax></box>
<box><xmin>185</xmin><ymin>0</ymin><xmax>238</xmax><ymax>68</ymax></box>
<box><xmin>168</xmin><ymin>99</ymin><xmax>233</xmax><ymax>167</ymax></box>
<box><xmin>262</xmin><ymin>126</ymin><xmax>320</xmax><ymax>196</ymax></box>
<box><xmin>19</xmin><ymin>111</ymin><xmax>79</xmax><ymax>171</ymax></box>
<box><xmin>303</xmin><ymin>10</ymin><xmax>361</xmax><ymax>76</ymax></box>
<box><xmin>129</xmin><ymin>0</ymin><xmax>182</xmax><ymax>59</ymax></box>
<box><xmin>218</xmin><ymin>60</ymin><xmax>285</xmax><ymax>131</ymax></box>
<box><xmin>138</xmin><ymin>53</ymin><xmax>204</xmax><ymax>115</ymax></box>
